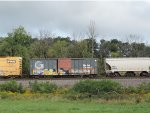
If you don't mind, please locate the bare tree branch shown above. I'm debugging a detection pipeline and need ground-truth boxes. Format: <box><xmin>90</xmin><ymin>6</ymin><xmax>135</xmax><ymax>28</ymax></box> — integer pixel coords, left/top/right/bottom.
<box><xmin>87</xmin><ymin>20</ymin><xmax>98</xmax><ymax>58</ymax></box>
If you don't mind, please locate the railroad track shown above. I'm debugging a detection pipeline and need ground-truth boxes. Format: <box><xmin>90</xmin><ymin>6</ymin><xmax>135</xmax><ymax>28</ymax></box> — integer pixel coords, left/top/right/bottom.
<box><xmin>0</xmin><ymin>76</ymin><xmax>150</xmax><ymax>81</ymax></box>
<box><xmin>0</xmin><ymin>77</ymin><xmax>149</xmax><ymax>88</ymax></box>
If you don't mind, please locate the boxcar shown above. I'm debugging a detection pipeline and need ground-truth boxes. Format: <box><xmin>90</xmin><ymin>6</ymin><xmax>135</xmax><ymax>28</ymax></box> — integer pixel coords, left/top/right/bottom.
<box><xmin>0</xmin><ymin>57</ymin><xmax>22</xmax><ymax>77</ymax></box>
<box><xmin>30</xmin><ymin>58</ymin><xmax>98</xmax><ymax>76</ymax></box>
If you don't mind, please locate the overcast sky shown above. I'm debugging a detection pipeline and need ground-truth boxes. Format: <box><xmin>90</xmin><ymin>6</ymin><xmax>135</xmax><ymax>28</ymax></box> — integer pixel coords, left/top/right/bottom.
<box><xmin>0</xmin><ymin>1</ymin><xmax>150</xmax><ymax>43</ymax></box>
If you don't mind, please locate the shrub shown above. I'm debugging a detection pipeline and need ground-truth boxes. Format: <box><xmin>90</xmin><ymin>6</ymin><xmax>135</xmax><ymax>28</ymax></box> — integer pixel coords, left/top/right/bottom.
<box><xmin>0</xmin><ymin>81</ymin><xmax>24</xmax><ymax>93</ymax></box>
<box><xmin>29</xmin><ymin>81</ymin><xmax>57</xmax><ymax>93</ymax></box>
<box><xmin>98</xmin><ymin>92</ymin><xmax>125</xmax><ymax>100</ymax></box>
<box><xmin>125</xmin><ymin>86</ymin><xmax>138</xmax><ymax>94</ymax></box>
<box><xmin>71</xmin><ymin>80</ymin><xmax>123</xmax><ymax>96</ymax></box>
<box><xmin>137</xmin><ymin>82</ymin><xmax>150</xmax><ymax>94</ymax></box>
<box><xmin>124</xmin><ymin>82</ymin><xmax>150</xmax><ymax>94</ymax></box>
<box><xmin>145</xmin><ymin>96</ymin><xmax>150</xmax><ymax>103</ymax></box>
<box><xmin>135</xmin><ymin>96</ymin><xmax>142</xmax><ymax>104</ymax></box>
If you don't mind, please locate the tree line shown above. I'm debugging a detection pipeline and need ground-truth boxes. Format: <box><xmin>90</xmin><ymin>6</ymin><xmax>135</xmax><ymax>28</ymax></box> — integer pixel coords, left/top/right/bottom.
<box><xmin>0</xmin><ymin>26</ymin><xmax>150</xmax><ymax>75</ymax></box>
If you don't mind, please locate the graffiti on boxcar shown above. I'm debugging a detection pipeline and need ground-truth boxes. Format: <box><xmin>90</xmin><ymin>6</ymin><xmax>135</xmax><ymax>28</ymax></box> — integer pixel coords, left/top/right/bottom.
<box><xmin>32</xmin><ymin>61</ymin><xmax>44</xmax><ymax>75</ymax></box>
<box><xmin>58</xmin><ymin>68</ymin><xmax>69</xmax><ymax>75</ymax></box>
<box><xmin>32</xmin><ymin>61</ymin><xmax>57</xmax><ymax>75</ymax></box>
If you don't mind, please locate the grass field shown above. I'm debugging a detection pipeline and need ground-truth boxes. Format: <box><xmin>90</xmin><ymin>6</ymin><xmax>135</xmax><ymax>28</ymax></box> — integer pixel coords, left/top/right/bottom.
<box><xmin>0</xmin><ymin>97</ymin><xmax>150</xmax><ymax>113</ymax></box>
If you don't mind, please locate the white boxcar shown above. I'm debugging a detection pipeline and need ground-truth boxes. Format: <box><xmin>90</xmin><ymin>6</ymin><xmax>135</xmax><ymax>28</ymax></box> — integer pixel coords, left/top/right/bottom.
<box><xmin>105</xmin><ymin>58</ymin><xmax>150</xmax><ymax>77</ymax></box>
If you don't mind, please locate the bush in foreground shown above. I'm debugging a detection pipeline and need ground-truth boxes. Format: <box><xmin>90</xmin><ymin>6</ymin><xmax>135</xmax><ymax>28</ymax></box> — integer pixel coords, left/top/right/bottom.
<box><xmin>138</xmin><ymin>82</ymin><xmax>150</xmax><ymax>94</ymax></box>
<box><xmin>68</xmin><ymin>80</ymin><xmax>123</xmax><ymax>99</ymax></box>
<box><xmin>124</xmin><ymin>82</ymin><xmax>150</xmax><ymax>94</ymax></box>
<box><xmin>29</xmin><ymin>81</ymin><xmax>58</xmax><ymax>93</ymax></box>
<box><xmin>0</xmin><ymin>80</ymin><xmax>24</xmax><ymax>93</ymax></box>
<box><xmin>72</xmin><ymin>80</ymin><xmax>123</xmax><ymax>94</ymax></box>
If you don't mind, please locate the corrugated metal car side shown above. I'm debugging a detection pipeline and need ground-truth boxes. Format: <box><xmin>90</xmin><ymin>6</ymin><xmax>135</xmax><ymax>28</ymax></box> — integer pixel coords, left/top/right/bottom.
<box><xmin>58</xmin><ymin>58</ymin><xmax>71</xmax><ymax>75</ymax></box>
<box><xmin>30</xmin><ymin>58</ymin><xmax>98</xmax><ymax>76</ymax></box>
<box><xmin>0</xmin><ymin>57</ymin><xmax>22</xmax><ymax>76</ymax></box>
<box><xmin>30</xmin><ymin>59</ymin><xmax>57</xmax><ymax>76</ymax></box>
<box><xmin>71</xmin><ymin>58</ymin><xmax>97</xmax><ymax>75</ymax></box>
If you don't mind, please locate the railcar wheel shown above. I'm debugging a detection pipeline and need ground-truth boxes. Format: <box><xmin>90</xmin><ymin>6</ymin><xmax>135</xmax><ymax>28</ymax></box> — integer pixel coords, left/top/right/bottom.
<box><xmin>89</xmin><ymin>74</ymin><xmax>96</xmax><ymax>78</ymax></box>
<box><xmin>105</xmin><ymin>73</ymin><xmax>109</xmax><ymax>77</ymax></box>
<box><xmin>140</xmin><ymin>72</ymin><xmax>149</xmax><ymax>77</ymax></box>
<box><xmin>80</xmin><ymin>75</ymin><xmax>84</xmax><ymax>78</ymax></box>
<box><xmin>114</xmin><ymin>72</ymin><xmax>121</xmax><ymax>77</ymax></box>
<box><xmin>106</xmin><ymin>73</ymin><xmax>113</xmax><ymax>77</ymax></box>
<box><xmin>125</xmin><ymin>72</ymin><xmax>136</xmax><ymax>77</ymax></box>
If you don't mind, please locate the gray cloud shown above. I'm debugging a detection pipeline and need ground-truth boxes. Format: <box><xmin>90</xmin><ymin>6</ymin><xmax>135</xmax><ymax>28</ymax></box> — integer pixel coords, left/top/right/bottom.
<box><xmin>0</xmin><ymin>1</ymin><xmax>150</xmax><ymax>43</ymax></box>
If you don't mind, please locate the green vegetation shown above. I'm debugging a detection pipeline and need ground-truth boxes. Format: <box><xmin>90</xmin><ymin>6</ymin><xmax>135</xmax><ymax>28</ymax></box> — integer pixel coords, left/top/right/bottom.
<box><xmin>138</xmin><ymin>82</ymin><xmax>150</xmax><ymax>93</ymax></box>
<box><xmin>0</xmin><ymin>98</ymin><xmax>150</xmax><ymax>113</ymax></box>
<box><xmin>68</xmin><ymin>80</ymin><xmax>123</xmax><ymax>99</ymax></box>
<box><xmin>29</xmin><ymin>81</ymin><xmax>58</xmax><ymax>93</ymax></box>
<box><xmin>0</xmin><ymin>80</ymin><xmax>24</xmax><ymax>93</ymax></box>
<box><xmin>72</xmin><ymin>80</ymin><xmax>123</xmax><ymax>94</ymax></box>
<box><xmin>66</xmin><ymin>80</ymin><xmax>150</xmax><ymax>100</ymax></box>
<box><xmin>0</xmin><ymin>80</ymin><xmax>150</xmax><ymax>96</ymax></box>
<box><xmin>125</xmin><ymin>82</ymin><xmax>150</xmax><ymax>94</ymax></box>
<box><xmin>0</xmin><ymin>80</ymin><xmax>149</xmax><ymax>113</ymax></box>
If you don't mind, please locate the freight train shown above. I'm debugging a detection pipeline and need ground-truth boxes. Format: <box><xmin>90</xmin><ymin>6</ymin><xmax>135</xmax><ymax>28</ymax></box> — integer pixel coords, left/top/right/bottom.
<box><xmin>0</xmin><ymin>57</ymin><xmax>98</xmax><ymax>78</ymax></box>
<box><xmin>1</xmin><ymin>57</ymin><xmax>150</xmax><ymax>78</ymax></box>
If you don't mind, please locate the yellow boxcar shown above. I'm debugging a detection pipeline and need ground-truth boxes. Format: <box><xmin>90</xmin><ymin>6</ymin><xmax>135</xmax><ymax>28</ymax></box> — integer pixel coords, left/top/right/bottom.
<box><xmin>0</xmin><ymin>57</ymin><xmax>22</xmax><ymax>77</ymax></box>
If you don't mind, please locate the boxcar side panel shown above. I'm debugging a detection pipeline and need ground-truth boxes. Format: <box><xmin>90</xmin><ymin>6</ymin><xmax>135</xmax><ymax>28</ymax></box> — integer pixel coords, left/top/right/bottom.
<box><xmin>30</xmin><ymin>58</ymin><xmax>98</xmax><ymax>76</ymax></box>
<box><xmin>58</xmin><ymin>58</ymin><xmax>71</xmax><ymax>75</ymax></box>
<box><xmin>71</xmin><ymin>58</ymin><xmax>97</xmax><ymax>75</ymax></box>
<box><xmin>90</xmin><ymin>59</ymin><xmax>97</xmax><ymax>74</ymax></box>
<box><xmin>30</xmin><ymin>59</ymin><xmax>57</xmax><ymax>75</ymax></box>
<box><xmin>0</xmin><ymin>57</ymin><xmax>22</xmax><ymax>76</ymax></box>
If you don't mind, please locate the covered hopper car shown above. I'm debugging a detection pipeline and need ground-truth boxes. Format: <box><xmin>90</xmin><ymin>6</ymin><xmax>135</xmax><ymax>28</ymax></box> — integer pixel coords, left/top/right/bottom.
<box><xmin>105</xmin><ymin>58</ymin><xmax>150</xmax><ymax>77</ymax></box>
<box><xmin>30</xmin><ymin>58</ymin><xmax>98</xmax><ymax>77</ymax></box>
